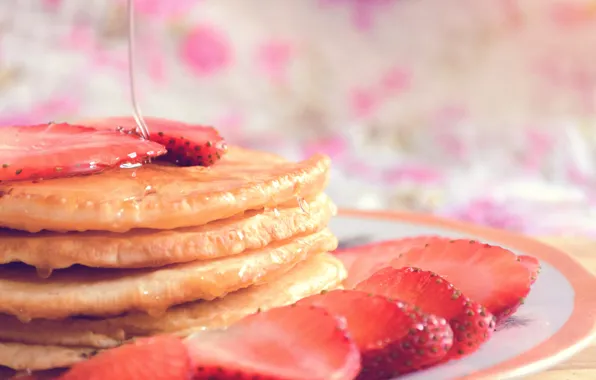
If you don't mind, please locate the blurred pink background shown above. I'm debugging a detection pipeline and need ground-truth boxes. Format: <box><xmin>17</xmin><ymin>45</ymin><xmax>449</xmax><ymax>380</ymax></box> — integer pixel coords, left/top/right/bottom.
<box><xmin>1</xmin><ymin>0</ymin><xmax>596</xmax><ymax>235</ymax></box>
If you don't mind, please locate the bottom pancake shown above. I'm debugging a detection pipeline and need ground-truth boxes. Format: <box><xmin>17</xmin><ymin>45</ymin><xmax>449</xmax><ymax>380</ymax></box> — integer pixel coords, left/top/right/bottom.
<box><xmin>0</xmin><ymin>342</ymin><xmax>95</xmax><ymax>374</ymax></box>
<box><xmin>0</xmin><ymin>252</ymin><xmax>346</xmax><ymax>371</ymax></box>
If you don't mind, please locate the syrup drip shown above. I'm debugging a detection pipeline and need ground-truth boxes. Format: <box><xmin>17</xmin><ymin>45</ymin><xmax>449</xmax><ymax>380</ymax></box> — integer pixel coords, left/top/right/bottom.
<box><xmin>127</xmin><ymin>0</ymin><xmax>150</xmax><ymax>140</ymax></box>
<box><xmin>16</xmin><ymin>313</ymin><xmax>32</xmax><ymax>323</ymax></box>
<box><xmin>297</xmin><ymin>196</ymin><xmax>310</xmax><ymax>215</ymax></box>
<box><xmin>146</xmin><ymin>307</ymin><xmax>167</xmax><ymax>318</ymax></box>
<box><xmin>35</xmin><ymin>267</ymin><xmax>53</xmax><ymax>279</ymax></box>
<box><xmin>293</xmin><ymin>181</ymin><xmax>310</xmax><ymax>215</ymax></box>
<box><xmin>143</xmin><ymin>185</ymin><xmax>156</xmax><ymax>196</ymax></box>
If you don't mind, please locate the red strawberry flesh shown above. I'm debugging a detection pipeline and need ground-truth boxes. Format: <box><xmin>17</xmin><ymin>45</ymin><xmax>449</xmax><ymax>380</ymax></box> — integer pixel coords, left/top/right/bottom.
<box><xmin>356</xmin><ymin>267</ymin><xmax>495</xmax><ymax>359</ymax></box>
<box><xmin>59</xmin><ymin>335</ymin><xmax>191</xmax><ymax>380</ymax></box>
<box><xmin>150</xmin><ymin>127</ymin><xmax>226</xmax><ymax>167</ymax></box>
<box><xmin>389</xmin><ymin>239</ymin><xmax>532</xmax><ymax>320</ymax></box>
<box><xmin>185</xmin><ymin>304</ymin><xmax>361</xmax><ymax>380</ymax></box>
<box><xmin>0</xmin><ymin>123</ymin><xmax>167</xmax><ymax>182</ymax></box>
<box><xmin>297</xmin><ymin>290</ymin><xmax>453</xmax><ymax>379</ymax></box>
<box><xmin>334</xmin><ymin>236</ymin><xmax>449</xmax><ymax>289</ymax></box>
<box><xmin>81</xmin><ymin>116</ymin><xmax>227</xmax><ymax>167</ymax></box>
<box><xmin>517</xmin><ymin>255</ymin><xmax>541</xmax><ymax>285</ymax></box>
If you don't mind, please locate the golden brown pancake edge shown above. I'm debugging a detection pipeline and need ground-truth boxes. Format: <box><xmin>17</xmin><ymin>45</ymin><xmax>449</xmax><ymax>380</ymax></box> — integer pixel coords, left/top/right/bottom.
<box><xmin>0</xmin><ymin>253</ymin><xmax>346</xmax><ymax>371</ymax></box>
<box><xmin>0</xmin><ymin>193</ymin><xmax>336</xmax><ymax>269</ymax></box>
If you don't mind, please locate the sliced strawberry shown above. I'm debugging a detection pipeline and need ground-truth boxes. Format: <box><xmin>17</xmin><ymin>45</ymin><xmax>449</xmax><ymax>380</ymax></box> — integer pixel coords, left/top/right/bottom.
<box><xmin>150</xmin><ymin>126</ymin><xmax>226</xmax><ymax>167</ymax></box>
<box><xmin>517</xmin><ymin>255</ymin><xmax>541</xmax><ymax>285</ymax></box>
<box><xmin>356</xmin><ymin>267</ymin><xmax>495</xmax><ymax>359</ymax></box>
<box><xmin>297</xmin><ymin>290</ymin><xmax>453</xmax><ymax>378</ymax></box>
<box><xmin>334</xmin><ymin>236</ymin><xmax>449</xmax><ymax>289</ymax></box>
<box><xmin>81</xmin><ymin>117</ymin><xmax>227</xmax><ymax>167</ymax></box>
<box><xmin>389</xmin><ymin>239</ymin><xmax>532</xmax><ymax>320</ymax></box>
<box><xmin>185</xmin><ymin>304</ymin><xmax>361</xmax><ymax>380</ymax></box>
<box><xmin>0</xmin><ymin>123</ymin><xmax>166</xmax><ymax>183</ymax></box>
<box><xmin>59</xmin><ymin>335</ymin><xmax>191</xmax><ymax>380</ymax></box>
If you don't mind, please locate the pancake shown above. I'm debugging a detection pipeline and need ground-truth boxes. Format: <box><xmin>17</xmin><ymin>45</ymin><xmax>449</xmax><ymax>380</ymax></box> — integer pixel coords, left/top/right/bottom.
<box><xmin>2</xmin><ymin>367</ymin><xmax>64</xmax><ymax>380</ymax></box>
<box><xmin>0</xmin><ymin>229</ymin><xmax>337</xmax><ymax>321</ymax></box>
<box><xmin>0</xmin><ymin>193</ymin><xmax>335</xmax><ymax>269</ymax></box>
<box><xmin>0</xmin><ymin>253</ymin><xmax>346</xmax><ymax>371</ymax></box>
<box><xmin>0</xmin><ymin>147</ymin><xmax>330</xmax><ymax>232</ymax></box>
<box><xmin>0</xmin><ymin>342</ymin><xmax>95</xmax><ymax>372</ymax></box>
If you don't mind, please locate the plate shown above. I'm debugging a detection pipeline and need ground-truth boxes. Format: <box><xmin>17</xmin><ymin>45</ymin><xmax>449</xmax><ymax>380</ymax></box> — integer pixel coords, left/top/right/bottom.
<box><xmin>330</xmin><ymin>209</ymin><xmax>596</xmax><ymax>380</ymax></box>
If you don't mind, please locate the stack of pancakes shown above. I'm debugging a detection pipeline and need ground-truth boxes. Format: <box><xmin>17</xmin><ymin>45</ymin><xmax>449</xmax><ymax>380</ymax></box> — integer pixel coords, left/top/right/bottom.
<box><xmin>0</xmin><ymin>147</ymin><xmax>344</xmax><ymax>376</ymax></box>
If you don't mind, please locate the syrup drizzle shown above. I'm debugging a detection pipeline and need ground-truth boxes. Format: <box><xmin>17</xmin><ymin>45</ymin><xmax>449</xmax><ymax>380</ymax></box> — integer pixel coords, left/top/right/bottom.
<box><xmin>127</xmin><ymin>0</ymin><xmax>150</xmax><ymax>140</ymax></box>
<box><xmin>36</xmin><ymin>267</ymin><xmax>53</xmax><ymax>279</ymax></box>
<box><xmin>297</xmin><ymin>196</ymin><xmax>311</xmax><ymax>215</ymax></box>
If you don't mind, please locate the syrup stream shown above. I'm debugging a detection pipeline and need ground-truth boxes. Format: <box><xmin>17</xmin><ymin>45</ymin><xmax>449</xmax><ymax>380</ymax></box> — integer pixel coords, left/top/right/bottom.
<box><xmin>127</xmin><ymin>0</ymin><xmax>150</xmax><ymax>140</ymax></box>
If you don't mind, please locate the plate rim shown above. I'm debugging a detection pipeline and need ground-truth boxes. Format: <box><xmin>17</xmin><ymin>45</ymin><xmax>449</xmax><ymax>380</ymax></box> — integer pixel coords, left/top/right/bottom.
<box><xmin>337</xmin><ymin>208</ymin><xmax>596</xmax><ymax>379</ymax></box>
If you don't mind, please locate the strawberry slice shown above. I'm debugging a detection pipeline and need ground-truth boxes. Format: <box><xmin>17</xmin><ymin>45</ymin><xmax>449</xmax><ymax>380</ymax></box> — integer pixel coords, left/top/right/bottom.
<box><xmin>59</xmin><ymin>335</ymin><xmax>191</xmax><ymax>380</ymax></box>
<box><xmin>389</xmin><ymin>239</ymin><xmax>532</xmax><ymax>320</ymax></box>
<box><xmin>297</xmin><ymin>290</ymin><xmax>453</xmax><ymax>378</ymax></box>
<box><xmin>185</xmin><ymin>304</ymin><xmax>361</xmax><ymax>380</ymax></box>
<box><xmin>334</xmin><ymin>236</ymin><xmax>449</xmax><ymax>289</ymax></box>
<box><xmin>150</xmin><ymin>125</ymin><xmax>226</xmax><ymax>167</ymax></box>
<box><xmin>81</xmin><ymin>117</ymin><xmax>227</xmax><ymax>167</ymax></box>
<box><xmin>517</xmin><ymin>255</ymin><xmax>541</xmax><ymax>285</ymax></box>
<box><xmin>0</xmin><ymin>123</ymin><xmax>167</xmax><ymax>183</ymax></box>
<box><xmin>356</xmin><ymin>267</ymin><xmax>495</xmax><ymax>359</ymax></box>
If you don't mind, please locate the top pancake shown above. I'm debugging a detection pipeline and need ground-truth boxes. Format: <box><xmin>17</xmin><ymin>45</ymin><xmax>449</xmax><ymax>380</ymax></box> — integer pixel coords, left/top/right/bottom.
<box><xmin>0</xmin><ymin>147</ymin><xmax>330</xmax><ymax>232</ymax></box>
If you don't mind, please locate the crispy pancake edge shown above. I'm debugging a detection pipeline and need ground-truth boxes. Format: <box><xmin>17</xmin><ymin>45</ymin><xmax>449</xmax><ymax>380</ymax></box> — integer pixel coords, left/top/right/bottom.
<box><xmin>0</xmin><ymin>194</ymin><xmax>336</xmax><ymax>269</ymax></box>
<box><xmin>0</xmin><ymin>253</ymin><xmax>346</xmax><ymax>371</ymax></box>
